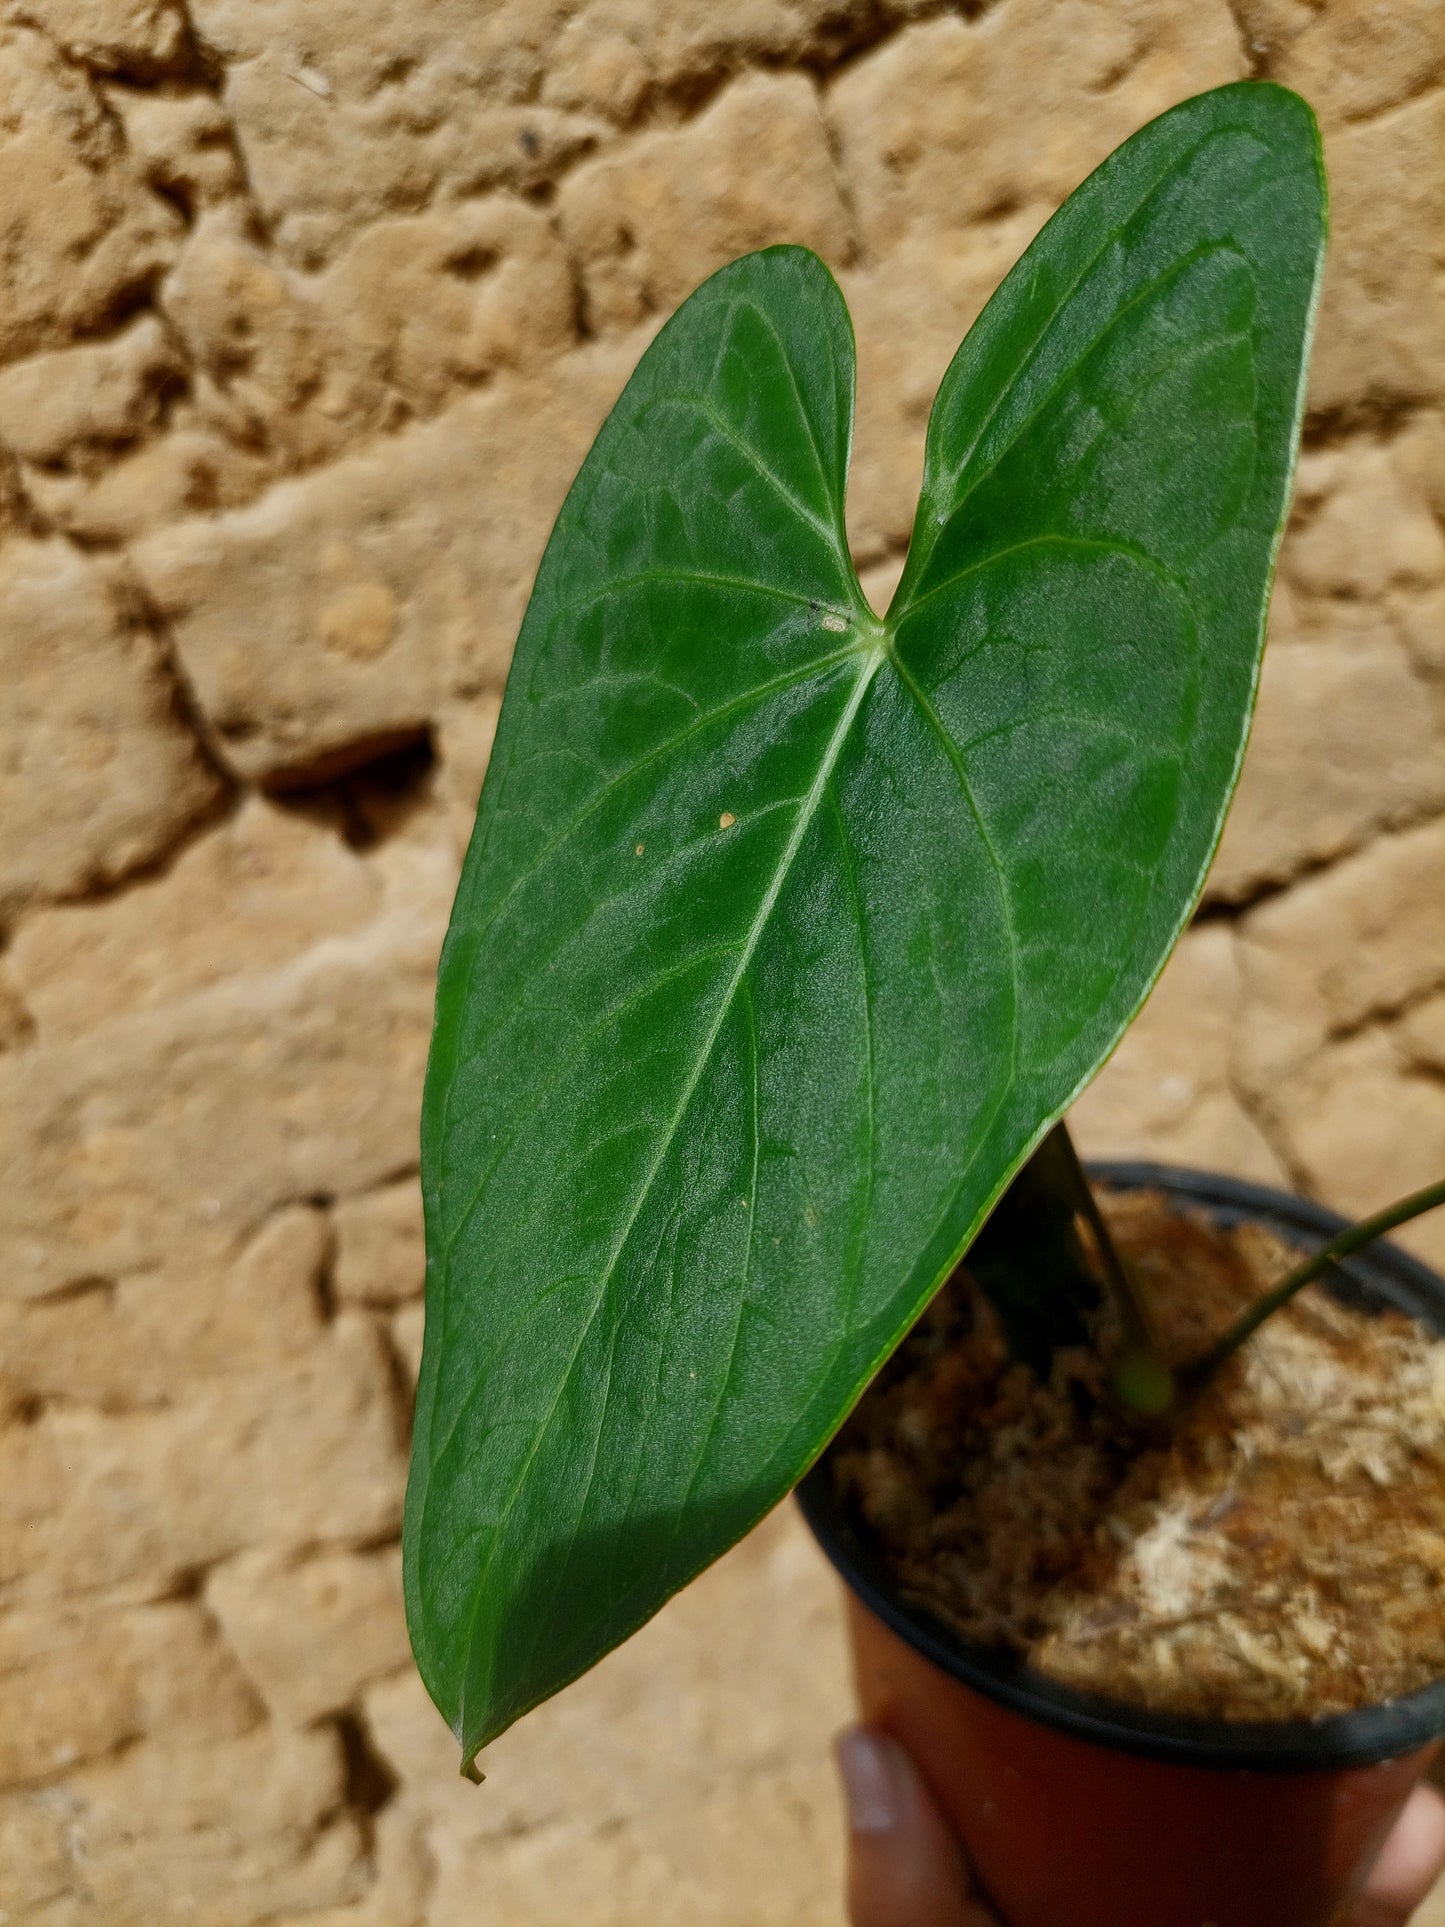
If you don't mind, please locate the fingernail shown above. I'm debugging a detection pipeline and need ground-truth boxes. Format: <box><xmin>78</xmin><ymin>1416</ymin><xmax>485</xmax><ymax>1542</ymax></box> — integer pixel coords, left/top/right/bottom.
<box><xmin>836</xmin><ymin>1728</ymin><xmax>905</xmax><ymax>1834</ymax></box>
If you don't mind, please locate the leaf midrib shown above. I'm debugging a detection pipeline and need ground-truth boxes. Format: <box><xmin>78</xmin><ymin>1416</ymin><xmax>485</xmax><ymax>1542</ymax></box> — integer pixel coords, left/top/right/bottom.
<box><xmin>447</xmin><ymin>641</ymin><xmax>886</xmax><ymax>1735</ymax></box>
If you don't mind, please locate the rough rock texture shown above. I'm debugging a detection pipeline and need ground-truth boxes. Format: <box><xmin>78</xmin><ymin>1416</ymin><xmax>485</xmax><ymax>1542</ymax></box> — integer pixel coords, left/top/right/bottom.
<box><xmin>1</xmin><ymin>1</ymin><xmax>1442</xmax><ymax>1920</ymax></box>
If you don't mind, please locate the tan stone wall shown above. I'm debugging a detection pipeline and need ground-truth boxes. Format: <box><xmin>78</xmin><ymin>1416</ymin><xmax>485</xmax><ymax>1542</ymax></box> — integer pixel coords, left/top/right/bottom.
<box><xmin>1</xmin><ymin>2</ymin><xmax>1442</xmax><ymax>1921</ymax></box>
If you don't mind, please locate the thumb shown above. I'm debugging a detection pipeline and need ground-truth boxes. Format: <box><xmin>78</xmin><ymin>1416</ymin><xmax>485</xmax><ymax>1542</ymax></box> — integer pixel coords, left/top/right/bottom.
<box><xmin>1351</xmin><ymin>1783</ymin><xmax>1445</xmax><ymax>1927</ymax></box>
<box><xmin>836</xmin><ymin>1725</ymin><xmax>1001</xmax><ymax>1927</ymax></box>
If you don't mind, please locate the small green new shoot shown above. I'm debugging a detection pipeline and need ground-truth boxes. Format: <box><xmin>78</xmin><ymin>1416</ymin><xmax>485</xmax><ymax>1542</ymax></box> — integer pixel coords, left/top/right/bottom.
<box><xmin>1183</xmin><ymin>1176</ymin><xmax>1445</xmax><ymax>1390</ymax></box>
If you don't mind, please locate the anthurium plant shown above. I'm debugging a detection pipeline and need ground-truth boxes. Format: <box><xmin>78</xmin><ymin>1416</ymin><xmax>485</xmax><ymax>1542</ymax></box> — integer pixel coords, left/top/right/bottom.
<box><xmin>403</xmin><ymin>81</ymin><xmax>1331</xmax><ymax>1778</ymax></box>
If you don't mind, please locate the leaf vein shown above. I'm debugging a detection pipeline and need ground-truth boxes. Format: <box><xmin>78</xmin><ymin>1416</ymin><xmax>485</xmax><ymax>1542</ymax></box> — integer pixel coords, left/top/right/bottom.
<box><xmin>896</xmin><ymin>532</ymin><xmax>1186</xmax><ymax>625</ymax></box>
<box><xmin>650</xmin><ymin>391</ymin><xmax>843</xmax><ymax>552</ymax></box>
<box><xmin>889</xmin><ymin>652</ymin><xmax>1022</xmax><ymax>1088</ymax></box>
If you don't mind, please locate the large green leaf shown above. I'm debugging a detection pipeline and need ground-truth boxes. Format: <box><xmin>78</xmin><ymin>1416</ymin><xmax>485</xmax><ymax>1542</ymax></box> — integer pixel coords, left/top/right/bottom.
<box><xmin>404</xmin><ymin>82</ymin><xmax>1325</xmax><ymax>1770</ymax></box>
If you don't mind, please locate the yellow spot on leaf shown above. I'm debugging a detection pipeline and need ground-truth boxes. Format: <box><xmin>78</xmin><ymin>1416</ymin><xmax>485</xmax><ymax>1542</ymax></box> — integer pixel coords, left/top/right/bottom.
<box><xmin>635</xmin><ymin>843</ymin><xmax>645</xmax><ymax>856</ymax></box>
<box><xmin>719</xmin><ymin>811</ymin><xmax>736</xmax><ymax>829</ymax></box>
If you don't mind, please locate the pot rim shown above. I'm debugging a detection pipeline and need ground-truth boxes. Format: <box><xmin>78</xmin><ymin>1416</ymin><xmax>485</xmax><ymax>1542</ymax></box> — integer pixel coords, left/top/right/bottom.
<box><xmin>797</xmin><ymin>1161</ymin><xmax>1445</xmax><ymax>1772</ymax></box>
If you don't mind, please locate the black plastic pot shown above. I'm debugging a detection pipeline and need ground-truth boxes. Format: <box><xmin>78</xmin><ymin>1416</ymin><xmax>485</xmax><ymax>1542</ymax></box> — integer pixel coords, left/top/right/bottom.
<box><xmin>799</xmin><ymin>1163</ymin><xmax>1445</xmax><ymax>1927</ymax></box>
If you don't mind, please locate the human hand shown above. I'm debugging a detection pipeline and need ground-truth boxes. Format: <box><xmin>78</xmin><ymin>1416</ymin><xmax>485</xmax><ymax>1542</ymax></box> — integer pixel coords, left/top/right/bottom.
<box><xmin>836</xmin><ymin>1725</ymin><xmax>1445</xmax><ymax>1927</ymax></box>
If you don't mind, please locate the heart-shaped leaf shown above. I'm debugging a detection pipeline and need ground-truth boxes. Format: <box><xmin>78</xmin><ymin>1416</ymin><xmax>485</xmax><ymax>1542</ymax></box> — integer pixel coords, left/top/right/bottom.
<box><xmin>404</xmin><ymin>81</ymin><xmax>1325</xmax><ymax>1770</ymax></box>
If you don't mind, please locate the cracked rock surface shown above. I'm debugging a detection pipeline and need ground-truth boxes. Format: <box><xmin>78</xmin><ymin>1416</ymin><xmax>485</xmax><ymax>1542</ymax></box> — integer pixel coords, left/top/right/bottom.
<box><xmin>1</xmin><ymin>0</ymin><xmax>1442</xmax><ymax>1920</ymax></box>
